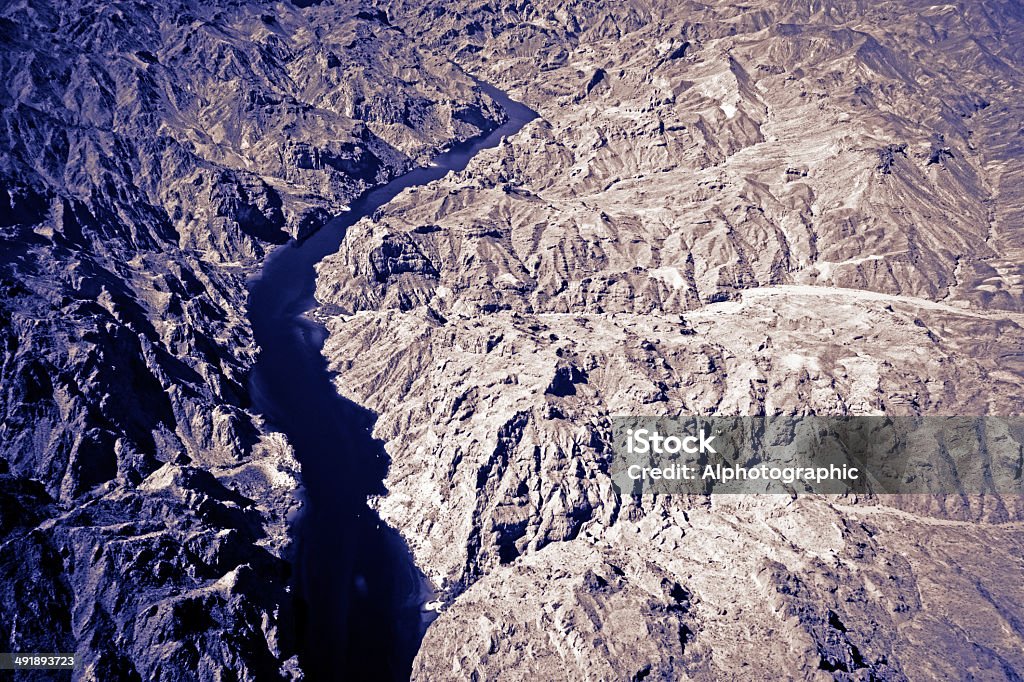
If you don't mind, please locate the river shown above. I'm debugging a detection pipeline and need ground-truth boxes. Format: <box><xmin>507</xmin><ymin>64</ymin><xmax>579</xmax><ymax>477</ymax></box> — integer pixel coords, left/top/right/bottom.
<box><xmin>247</xmin><ymin>83</ymin><xmax>537</xmax><ymax>680</ymax></box>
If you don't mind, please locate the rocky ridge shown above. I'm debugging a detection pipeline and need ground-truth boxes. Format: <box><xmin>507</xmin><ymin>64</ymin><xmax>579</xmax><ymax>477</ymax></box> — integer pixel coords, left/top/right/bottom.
<box><xmin>0</xmin><ymin>1</ymin><xmax>500</xmax><ymax>678</ymax></box>
<box><xmin>313</xmin><ymin>1</ymin><xmax>1024</xmax><ymax>678</ymax></box>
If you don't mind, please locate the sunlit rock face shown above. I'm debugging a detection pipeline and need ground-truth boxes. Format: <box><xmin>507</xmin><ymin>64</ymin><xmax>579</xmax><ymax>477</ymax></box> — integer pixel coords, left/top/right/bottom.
<box><xmin>313</xmin><ymin>2</ymin><xmax>1024</xmax><ymax>679</ymax></box>
<box><xmin>0</xmin><ymin>0</ymin><xmax>500</xmax><ymax>678</ymax></box>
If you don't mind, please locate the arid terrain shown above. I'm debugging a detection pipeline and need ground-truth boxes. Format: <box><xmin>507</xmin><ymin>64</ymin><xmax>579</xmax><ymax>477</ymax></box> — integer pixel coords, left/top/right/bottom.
<box><xmin>318</xmin><ymin>1</ymin><xmax>1024</xmax><ymax>679</ymax></box>
<box><xmin>1</xmin><ymin>0</ymin><xmax>1023</xmax><ymax>680</ymax></box>
<box><xmin>0</xmin><ymin>1</ymin><xmax>499</xmax><ymax>677</ymax></box>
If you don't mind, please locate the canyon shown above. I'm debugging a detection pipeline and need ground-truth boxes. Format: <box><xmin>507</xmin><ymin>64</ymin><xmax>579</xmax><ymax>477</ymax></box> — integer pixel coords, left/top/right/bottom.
<box><xmin>316</xmin><ymin>1</ymin><xmax>1024</xmax><ymax>679</ymax></box>
<box><xmin>0</xmin><ymin>1</ymin><xmax>499</xmax><ymax>677</ymax></box>
<box><xmin>1</xmin><ymin>0</ymin><xmax>1023</xmax><ymax>680</ymax></box>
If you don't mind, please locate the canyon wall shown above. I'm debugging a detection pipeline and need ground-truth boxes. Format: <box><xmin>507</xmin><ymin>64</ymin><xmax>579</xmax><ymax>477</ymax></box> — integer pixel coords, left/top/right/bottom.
<box><xmin>0</xmin><ymin>1</ymin><xmax>499</xmax><ymax>677</ymax></box>
<box><xmin>314</xmin><ymin>2</ymin><xmax>1024</xmax><ymax>678</ymax></box>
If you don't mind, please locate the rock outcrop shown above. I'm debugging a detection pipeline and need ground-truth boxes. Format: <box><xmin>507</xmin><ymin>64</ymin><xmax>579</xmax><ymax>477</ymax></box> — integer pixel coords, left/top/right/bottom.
<box><xmin>0</xmin><ymin>0</ymin><xmax>500</xmax><ymax>678</ymax></box>
<box><xmin>313</xmin><ymin>1</ymin><xmax>1024</xmax><ymax>678</ymax></box>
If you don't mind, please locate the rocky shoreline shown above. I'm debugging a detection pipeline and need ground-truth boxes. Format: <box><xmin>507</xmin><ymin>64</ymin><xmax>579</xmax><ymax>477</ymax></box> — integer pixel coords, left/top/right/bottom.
<box><xmin>0</xmin><ymin>1</ymin><xmax>500</xmax><ymax>677</ymax></box>
<box><xmin>315</xmin><ymin>1</ymin><xmax>1024</xmax><ymax>678</ymax></box>
<box><xmin>2</xmin><ymin>0</ymin><xmax>1023</xmax><ymax>679</ymax></box>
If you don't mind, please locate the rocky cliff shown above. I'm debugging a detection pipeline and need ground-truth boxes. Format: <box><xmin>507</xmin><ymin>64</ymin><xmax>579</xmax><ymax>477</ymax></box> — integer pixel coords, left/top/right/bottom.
<box><xmin>313</xmin><ymin>1</ymin><xmax>1024</xmax><ymax>678</ymax></box>
<box><xmin>0</xmin><ymin>0</ymin><xmax>499</xmax><ymax>678</ymax></box>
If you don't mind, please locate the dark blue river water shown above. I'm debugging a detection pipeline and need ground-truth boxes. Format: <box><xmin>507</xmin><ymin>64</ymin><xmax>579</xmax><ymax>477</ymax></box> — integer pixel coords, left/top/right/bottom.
<box><xmin>247</xmin><ymin>84</ymin><xmax>536</xmax><ymax>681</ymax></box>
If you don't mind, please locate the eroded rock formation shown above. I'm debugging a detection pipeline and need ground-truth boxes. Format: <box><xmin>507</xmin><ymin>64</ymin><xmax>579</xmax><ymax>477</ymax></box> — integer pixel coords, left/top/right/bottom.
<box><xmin>0</xmin><ymin>1</ymin><xmax>499</xmax><ymax>677</ymax></box>
<box><xmin>313</xmin><ymin>1</ymin><xmax>1024</xmax><ymax>678</ymax></box>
